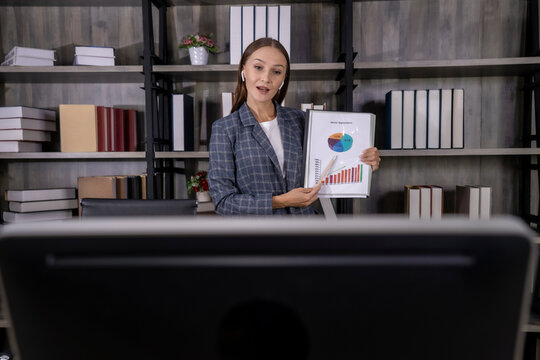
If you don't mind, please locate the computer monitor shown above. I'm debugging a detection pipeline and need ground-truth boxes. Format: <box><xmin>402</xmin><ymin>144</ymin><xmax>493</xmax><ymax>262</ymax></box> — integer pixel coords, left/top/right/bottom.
<box><xmin>0</xmin><ymin>216</ymin><xmax>534</xmax><ymax>360</ymax></box>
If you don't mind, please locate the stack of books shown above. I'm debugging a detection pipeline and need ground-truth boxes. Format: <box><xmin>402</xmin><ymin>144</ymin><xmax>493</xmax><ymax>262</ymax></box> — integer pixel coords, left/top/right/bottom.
<box><xmin>229</xmin><ymin>5</ymin><xmax>291</xmax><ymax>64</ymax></box>
<box><xmin>1</xmin><ymin>46</ymin><xmax>55</xmax><ymax>66</ymax></box>
<box><xmin>456</xmin><ymin>185</ymin><xmax>492</xmax><ymax>219</ymax></box>
<box><xmin>404</xmin><ymin>185</ymin><xmax>444</xmax><ymax>220</ymax></box>
<box><xmin>0</xmin><ymin>106</ymin><xmax>57</xmax><ymax>152</ymax></box>
<box><xmin>77</xmin><ymin>174</ymin><xmax>147</xmax><ymax>214</ymax></box>
<box><xmin>301</xmin><ymin>103</ymin><xmax>327</xmax><ymax>112</ymax></box>
<box><xmin>386</xmin><ymin>89</ymin><xmax>464</xmax><ymax>150</ymax></box>
<box><xmin>3</xmin><ymin>188</ymin><xmax>77</xmax><ymax>223</ymax></box>
<box><xmin>59</xmin><ymin>104</ymin><xmax>140</xmax><ymax>152</ymax></box>
<box><xmin>73</xmin><ymin>45</ymin><xmax>115</xmax><ymax>66</ymax></box>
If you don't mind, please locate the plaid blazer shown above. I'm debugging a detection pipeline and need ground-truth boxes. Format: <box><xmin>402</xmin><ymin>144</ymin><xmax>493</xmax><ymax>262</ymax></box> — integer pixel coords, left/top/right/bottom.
<box><xmin>209</xmin><ymin>102</ymin><xmax>316</xmax><ymax>215</ymax></box>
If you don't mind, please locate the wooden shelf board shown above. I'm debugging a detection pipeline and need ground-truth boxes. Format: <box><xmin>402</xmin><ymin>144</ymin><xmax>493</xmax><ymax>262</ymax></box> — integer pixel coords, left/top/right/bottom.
<box><xmin>2</xmin><ymin>0</ymin><xmax>340</xmax><ymax>5</ymax></box>
<box><xmin>380</xmin><ymin>148</ymin><xmax>540</xmax><ymax>157</ymax></box>
<box><xmin>153</xmin><ymin>63</ymin><xmax>343</xmax><ymax>82</ymax></box>
<box><xmin>0</xmin><ymin>152</ymin><xmax>146</xmax><ymax>160</ymax></box>
<box><xmin>354</xmin><ymin>57</ymin><xmax>540</xmax><ymax>79</ymax></box>
<box><xmin>0</xmin><ymin>66</ymin><xmax>143</xmax><ymax>83</ymax></box>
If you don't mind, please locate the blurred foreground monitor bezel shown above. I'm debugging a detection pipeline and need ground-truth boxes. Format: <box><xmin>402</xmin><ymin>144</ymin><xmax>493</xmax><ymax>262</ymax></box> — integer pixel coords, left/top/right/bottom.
<box><xmin>0</xmin><ymin>216</ymin><xmax>534</xmax><ymax>360</ymax></box>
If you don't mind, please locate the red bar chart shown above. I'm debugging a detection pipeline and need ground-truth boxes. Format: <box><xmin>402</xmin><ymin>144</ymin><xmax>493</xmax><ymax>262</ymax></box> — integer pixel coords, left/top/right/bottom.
<box><xmin>321</xmin><ymin>164</ymin><xmax>363</xmax><ymax>185</ymax></box>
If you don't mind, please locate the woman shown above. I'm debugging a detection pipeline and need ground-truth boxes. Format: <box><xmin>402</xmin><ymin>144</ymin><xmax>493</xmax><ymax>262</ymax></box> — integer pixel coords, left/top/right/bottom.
<box><xmin>209</xmin><ymin>38</ymin><xmax>380</xmax><ymax>215</ymax></box>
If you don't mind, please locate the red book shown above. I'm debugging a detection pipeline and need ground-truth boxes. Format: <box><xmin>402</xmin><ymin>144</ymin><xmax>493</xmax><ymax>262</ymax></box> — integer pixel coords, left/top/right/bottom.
<box><xmin>106</xmin><ymin>107</ymin><xmax>114</xmax><ymax>152</ymax></box>
<box><xmin>113</xmin><ymin>108</ymin><xmax>125</xmax><ymax>151</ymax></box>
<box><xmin>96</xmin><ymin>106</ymin><xmax>106</xmax><ymax>152</ymax></box>
<box><xmin>125</xmin><ymin>109</ymin><xmax>138</xmax><ymax>152</ymax></box>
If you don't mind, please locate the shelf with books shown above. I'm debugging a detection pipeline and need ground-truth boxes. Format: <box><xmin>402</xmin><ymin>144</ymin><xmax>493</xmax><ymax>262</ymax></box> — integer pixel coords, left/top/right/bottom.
<box><xmin>0</xmin><ymin>152</ymin><xmax>146</xmax><ymax>160</ymax></box>
<box><xmin>153</xmin><ymin>63</ymin><xmax>344</xmax><ymax>82</ymax></box>
<box><xmin>353</xmin><ymin>57</ymin><xmax>540</xmax><ymax>80</ymax></box>
<box><xmin>0</xmin><ymin>66</ymin><xmax>143</xmax><ymax>83</ymax></box>
<box><xmin>380</xmin><ymin>148</ymin><xmax>540</xmax><ymax>157</ymax></box>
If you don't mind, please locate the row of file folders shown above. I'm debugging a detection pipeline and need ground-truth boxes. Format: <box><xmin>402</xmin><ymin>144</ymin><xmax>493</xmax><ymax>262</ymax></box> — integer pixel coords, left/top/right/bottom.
<box><xmin>229</xmin><ymin>5</ymin><xmax>291</xmax><ymax>65</ymax></box>
<box><xmin>405</xmin><ymin>184</ymin><xmax>491</xmax><ymax>220</ymax></box>
<box><xmin>386</xmin><ymin>89</ymin><xmax>464</xmax><ymax>149</ymax></box>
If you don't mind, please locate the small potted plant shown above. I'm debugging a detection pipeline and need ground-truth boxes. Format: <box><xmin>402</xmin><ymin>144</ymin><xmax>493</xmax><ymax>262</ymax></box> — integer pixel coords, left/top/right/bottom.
<box><xmin>179</xmin><ymin>32</ymin><xmax>218</xmax><ymax>65</ymax></box>
<box><xmin>188</xmin><ymin>170</ymin><xmax>211</xmax><ymax>202</ymax></box>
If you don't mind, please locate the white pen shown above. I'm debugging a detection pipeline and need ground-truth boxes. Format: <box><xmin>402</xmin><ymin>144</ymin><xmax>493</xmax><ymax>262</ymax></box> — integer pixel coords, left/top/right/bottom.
<box><xmin>318</xmin><ymin>155</ymin><xmax>338</xmax><ymax>185</ymax></box>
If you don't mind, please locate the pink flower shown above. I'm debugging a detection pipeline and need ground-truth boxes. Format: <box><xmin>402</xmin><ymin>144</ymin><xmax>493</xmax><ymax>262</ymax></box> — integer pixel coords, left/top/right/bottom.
<box><xmin>208</xmin><ymin>40</ymin><xmax>214</xmax><ymax>47</ymax></box>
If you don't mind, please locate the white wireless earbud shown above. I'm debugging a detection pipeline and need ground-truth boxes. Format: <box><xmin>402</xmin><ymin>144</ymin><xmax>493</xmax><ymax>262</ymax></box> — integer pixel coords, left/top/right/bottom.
<box><xmin>241</xmin><ymin>71</ymin><xmax>245</xmax><ymax>82</ymax></box>
<box><xmin>279</xmin><ymin>81</ymin><xmax>284</xmax><ymax>90</ymax></box>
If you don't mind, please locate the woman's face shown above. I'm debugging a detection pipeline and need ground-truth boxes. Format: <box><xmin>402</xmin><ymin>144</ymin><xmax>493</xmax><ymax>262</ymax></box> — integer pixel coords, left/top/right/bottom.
<box><xmin>242</xmin><ymin>46</ymin><xmax>287</xmax><ymax>107</ymax></box>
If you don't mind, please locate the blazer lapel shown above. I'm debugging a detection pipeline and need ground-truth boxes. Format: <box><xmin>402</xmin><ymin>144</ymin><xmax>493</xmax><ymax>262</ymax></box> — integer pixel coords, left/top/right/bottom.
<box><xmin>276</xmin><ymin>104</ymin><xmax>301</xmax><ymax>190</ymax></box>
<box><xmin>239</xmin><ymin>103</ymin><xmax>285</xmax><ymax>182</ymax></box>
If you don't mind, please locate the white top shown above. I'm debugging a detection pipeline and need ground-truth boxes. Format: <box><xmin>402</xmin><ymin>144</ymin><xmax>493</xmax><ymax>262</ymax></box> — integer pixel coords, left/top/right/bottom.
<box><xmin>259</xmin><ymin>117</ymin><xmax>285</xmax><ymax>175</ymax></box>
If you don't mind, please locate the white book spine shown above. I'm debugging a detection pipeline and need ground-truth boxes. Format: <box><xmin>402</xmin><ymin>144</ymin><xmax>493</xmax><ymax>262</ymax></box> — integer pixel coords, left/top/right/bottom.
<box><xmin>2</xmin><ymin>56</ymin><xmax>54</xmax><ymax>66</ymax></box>
<box><xmin>73</xmin><ymin>54</ymin><xmax>115</xmax><ymax>66</ymax></box>
<box><xmin>172</xmin><ymin>94</ymin><xmax>186</xmax><ymax>151</ymax></box>
<box><xmin>229</xmin><ymin>6</ymin><xmax>243</xmax><ymax>65</ymax></box>
<box><xmin>9</xmin><ymin>199</ymin><xmax>78</xmax><ymax>213</ymax></box>
<box><xmin>405</xmin><ymin>186</ymin><xmax>420</xmax><ymax>220</ymax></box>
<box><xmin>414</xmin><ymin>90</ymin><xmax>427</xmax><ymax>149</ymax></box>
<box><xmin>0</xmin><ymin>141</ymin><xmax>42</xmax><ymax>152</ymax></box>
<box><xmin>440</xmin><ymin>89</ymin><xmax>452</xmax><ymax>149</ymax></box>
<box><xmin>427</xmin><ymin>89</ymin><xmax>440</xmax><ymax>149</ymax></box>
<box><xmin>386</xmin><ymin>90</ymin><xmax>402</xmax><ymax>149</ymax></box>
<box><xmin>242</xmin><ymin>6</ymin><xmax>255</xmax><ymax>54</ymax></box>
<box><xmin>479</xmin><ymin>186</ymin><xmax>492</xmax><ymax>219</ymax></box>
<box><xmin>468</xmin><ymin>186</ymin><xmax>480</xmax><ymax>220</ymax></box>
<box><xmin>0</xmin><ymin>129</ymin><xmax>50</xmax><ymax>141</ymax></box>
<box><xmin>402</xmin><ymin>90</ymin><xmax>415</xmax><ymax>149</ymax></box>
<box><xmin>419</xmin><ymin>186</ymin><xmax>431</xmax><ymax>220</ymax></box>
<box><xmin>7</xmin><ymin>46</ymin><xmax>55</xmax><ymax>60</ymax></box>
<box><xmin>255</xmin><ymin>6</ymin><xmax>267</xmax><ymax>40</ymax></box>
<box><xmin>430</xmin><ymin>186</ymin><xmax>443</xmax><ymax>220</ymax></box>
<box><xmin>5</xmin><ymin>188</ymin><xmax>76</xmax><ymax>202</ymax></box>
<box><xmin>452</xmin><ymin>88</ymin><xmax>464</xmax><ymax>148</ymax></box>
<box><xmin>0</xmin><ymin>118</ymin><xmax>56</xmax><ymax>131</ymax></box>
<box><xmin>221</xmin><ymin>92</ymin><xmax>233</xmax><ymax>117</ymax></box>
<box><xmin>266</xmin><ymin>6</ymin><xmax>280</xmax><ymax>40</ymax></box>
<box><xmin>278</xmin><ymin>5</ymin><xmax>291</xmax><ymax>57</ymax></box>
<box><xmin>75</xmin><ymin>46</ymin><xmax>115</xmax><ymax>57</ymax></box>
<box><xmin>3</xmin><ymin>210</ymin><xmax>73</xmax><ymax>223</ymax></box>
<box><xmin>0</xmin><ymin>106</ymin><xmax>56</xmax><ymax>120</ymax></box>
<box><xmin>300</xmin><ymin>103</ymin><xmax>314</xmax><ymax>112</ymax></box>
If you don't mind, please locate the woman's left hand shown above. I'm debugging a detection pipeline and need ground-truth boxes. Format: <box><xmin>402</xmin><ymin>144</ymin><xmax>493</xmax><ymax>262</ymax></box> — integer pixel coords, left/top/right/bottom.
<box><xmin>361</xmin><ymin>147</ymin><xmax>381</xmax><ymax>171</ymax></box>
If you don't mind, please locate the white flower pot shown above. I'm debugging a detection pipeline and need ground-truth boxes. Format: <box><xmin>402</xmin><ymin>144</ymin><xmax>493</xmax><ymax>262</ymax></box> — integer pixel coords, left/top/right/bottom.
<box><xmin>196</xmin><ymin>191</ymin><xmax>211</xmax><ymax>202</ymax></box>
<box><xmin>189</xmin><ymin>47</ymin><xmax>208</xmax><ymax>65</ymax></box>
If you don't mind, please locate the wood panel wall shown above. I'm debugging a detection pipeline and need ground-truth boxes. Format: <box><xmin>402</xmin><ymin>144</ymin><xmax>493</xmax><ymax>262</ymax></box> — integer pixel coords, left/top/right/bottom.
<box><xmin>0</xmin><ymin>0</ymin><xmax>531</xmax><ymax>216</ymax></box>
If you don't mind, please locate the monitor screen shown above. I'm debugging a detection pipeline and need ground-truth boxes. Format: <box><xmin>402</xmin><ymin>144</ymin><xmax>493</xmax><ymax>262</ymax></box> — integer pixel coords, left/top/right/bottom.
<box><xmin>0</xmin><ymin>216</ymin><xmax>533</xmax><ymax>360</ymax></box>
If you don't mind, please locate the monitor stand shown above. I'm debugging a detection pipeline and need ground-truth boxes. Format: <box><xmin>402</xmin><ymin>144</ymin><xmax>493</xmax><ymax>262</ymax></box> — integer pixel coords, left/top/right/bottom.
<box><xmin>320</xmin><ymin>197</ymin><xmax>337</xmax><ymax>220</ymax></box>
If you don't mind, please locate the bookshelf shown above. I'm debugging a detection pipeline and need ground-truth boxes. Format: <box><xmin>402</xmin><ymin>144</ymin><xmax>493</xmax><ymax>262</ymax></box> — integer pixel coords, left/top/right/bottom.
<box><xmin>0</xmin><ymin>0</ymin><xmax>539</xmax><ymax>356</ymax></box>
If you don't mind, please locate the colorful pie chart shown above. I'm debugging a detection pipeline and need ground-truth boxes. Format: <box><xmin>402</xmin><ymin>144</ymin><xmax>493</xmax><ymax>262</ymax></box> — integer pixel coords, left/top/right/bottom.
<box><xmin>328</xmin><ymin>133</ymin><xmax>353</xmax><ymax>152</ymax></box>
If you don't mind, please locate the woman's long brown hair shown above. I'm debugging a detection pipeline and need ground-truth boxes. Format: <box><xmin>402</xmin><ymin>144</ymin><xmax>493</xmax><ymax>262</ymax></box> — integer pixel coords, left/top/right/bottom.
<box><xmin>230</xmin><ymin>38</ymin><xmax>291</xmax><ymax>114</ymax></box>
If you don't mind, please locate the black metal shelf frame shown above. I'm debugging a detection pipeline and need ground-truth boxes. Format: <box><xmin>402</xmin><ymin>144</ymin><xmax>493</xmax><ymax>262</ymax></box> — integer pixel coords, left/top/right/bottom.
<box><xmin>142</xmin><ymin>0</ymin><xmax>174</xmax><ymax>199</ymax></box>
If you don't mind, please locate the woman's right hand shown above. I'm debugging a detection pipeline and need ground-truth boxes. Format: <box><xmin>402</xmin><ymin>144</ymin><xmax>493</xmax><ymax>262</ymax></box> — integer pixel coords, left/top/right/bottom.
<box><xmin>272</xmin><ymin>183</ymin><xmax>322</xmax><ymax>209</ymax></box>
